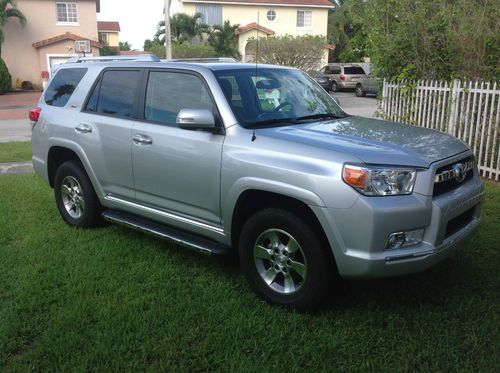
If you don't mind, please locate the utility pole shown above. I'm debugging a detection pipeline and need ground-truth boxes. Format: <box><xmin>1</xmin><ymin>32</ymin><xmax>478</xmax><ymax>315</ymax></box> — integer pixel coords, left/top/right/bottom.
<box><xmin>165</xmin><ymin>0</ymin><xmax>172</xmax><ymax>59</ymax></box>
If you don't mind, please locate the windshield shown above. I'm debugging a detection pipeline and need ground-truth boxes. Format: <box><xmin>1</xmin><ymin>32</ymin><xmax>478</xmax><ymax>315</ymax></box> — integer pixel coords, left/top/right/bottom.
<box><xmin>214</xmin><ymin>68</ymin><xmax>347</xmax><ymax>128</ymax></box>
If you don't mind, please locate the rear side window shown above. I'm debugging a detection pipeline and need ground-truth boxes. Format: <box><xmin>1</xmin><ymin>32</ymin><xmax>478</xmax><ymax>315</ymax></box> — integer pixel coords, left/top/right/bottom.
<box><xmin>85</xmin><ymin>70</ymin><xmax>140</xmax><ymax>118</ymax></box>
<box><xmin>44</xmin><ymin>68</ymin><xmax>87</xmax><ymax>107</ymax></box>
<box><xmin>344</xmin><ymin>66</ymin><xmax>365</xmax><ymax>75</ymax></box>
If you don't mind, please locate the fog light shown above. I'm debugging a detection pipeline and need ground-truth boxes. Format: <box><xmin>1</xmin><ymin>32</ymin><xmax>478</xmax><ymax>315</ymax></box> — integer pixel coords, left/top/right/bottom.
<box><xmin>386</xmin><ymin>229</ymin><xmax>424</xmax><ymax>250</ymax></box>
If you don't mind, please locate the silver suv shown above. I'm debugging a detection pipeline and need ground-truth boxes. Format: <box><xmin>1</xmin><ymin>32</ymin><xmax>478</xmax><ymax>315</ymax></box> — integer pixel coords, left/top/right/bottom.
<box><xmin>31</xmin><ymin>55</ymin><xmax>483</xmax><ymax>310</ymax></box>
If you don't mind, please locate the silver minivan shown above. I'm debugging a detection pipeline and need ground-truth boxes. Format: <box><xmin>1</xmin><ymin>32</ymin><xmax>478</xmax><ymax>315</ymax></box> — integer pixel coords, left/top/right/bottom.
<box><xmin>318</xmin><ymin>64</ymin><xmax>367</xmax><ymax>92</ymax></box>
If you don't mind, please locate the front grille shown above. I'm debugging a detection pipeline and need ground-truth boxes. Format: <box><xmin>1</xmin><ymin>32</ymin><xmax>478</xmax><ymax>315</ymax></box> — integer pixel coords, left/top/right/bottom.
<box><xmin>444</xmin><ymin>207</ymin><xmax>475</xmax><ymax>239</ymax></box>
<box><xmin>433</xmin><ymin>156</ymin><xmax>474</xmax><ymax>197</ymax></box>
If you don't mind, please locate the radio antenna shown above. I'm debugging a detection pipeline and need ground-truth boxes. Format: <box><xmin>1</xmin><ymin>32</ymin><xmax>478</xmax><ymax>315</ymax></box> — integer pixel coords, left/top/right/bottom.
<box><xmin>252</xmin><ymin>12</ymin><xmax>260</xmax><ymax>142</ymax></box>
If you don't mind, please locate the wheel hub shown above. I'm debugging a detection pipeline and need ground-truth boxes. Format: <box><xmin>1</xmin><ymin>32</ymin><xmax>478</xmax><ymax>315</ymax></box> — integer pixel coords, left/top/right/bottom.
<box><xmin>253</xmin><ymin>229</ymin><xmax>307</xmax><ymax>294</ymax></box>
<box><xmin>61</xmin><ymin>176</ymin><xmax>84</xmax><ymax>219</ymax></box>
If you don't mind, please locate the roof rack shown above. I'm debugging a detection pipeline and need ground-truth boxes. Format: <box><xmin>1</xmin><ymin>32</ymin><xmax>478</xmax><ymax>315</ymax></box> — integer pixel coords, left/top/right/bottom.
<box><xmin>65</xmin><ymin>54</ymin><xmax>161</xmax><ymax>64</ymax></box>
<box><xmin>165</xmin><ymin>57</ymin><xmax>239</xmax><ymax>63</ymax></box>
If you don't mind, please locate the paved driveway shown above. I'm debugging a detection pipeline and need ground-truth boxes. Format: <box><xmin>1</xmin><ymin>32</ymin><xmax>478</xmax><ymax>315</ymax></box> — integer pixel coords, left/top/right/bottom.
<box><xmin>332</xmin><ymin>91</ymin><xmax>379</xmax><ymax>118</ymax></box>
<box><xmin>0</xmin><ymin>91</ymin><xmax>39</xmax><ymax>142</ymax></box>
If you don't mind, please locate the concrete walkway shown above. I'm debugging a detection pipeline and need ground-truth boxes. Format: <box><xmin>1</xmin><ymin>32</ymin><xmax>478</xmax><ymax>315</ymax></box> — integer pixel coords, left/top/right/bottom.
<box><xmin>0</xmin><ymin>161</ymin><xmax>34</xmax><ymax>175</ymax></box>
<box><xmin>0</xmin><ymin>119</ymin><xmax>31</xmax><ymax>142</ymax></box>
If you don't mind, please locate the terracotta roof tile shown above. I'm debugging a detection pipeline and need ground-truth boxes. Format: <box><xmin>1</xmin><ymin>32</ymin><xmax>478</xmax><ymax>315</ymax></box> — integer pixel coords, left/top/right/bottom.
<box><xmin>32</xmin><ymin>32</ymin><xmax>102</xmax><ymax>48</ymax></box>
<box><xmin>236</xmin><ymin>22</ymin><xmax>275</xmax><ymax>35</ymax></box>
<box><xmin>98</xmin><ymin>21</ymin><xmax>121</xmax><ymax>32</ymax></box>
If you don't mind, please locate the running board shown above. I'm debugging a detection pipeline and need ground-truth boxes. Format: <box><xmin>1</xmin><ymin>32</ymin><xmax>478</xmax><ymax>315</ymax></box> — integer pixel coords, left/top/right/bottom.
<box><xmin>101</xmin><ymin>210</ymin><xmax>230</xmax><ymax>256</ymax></box>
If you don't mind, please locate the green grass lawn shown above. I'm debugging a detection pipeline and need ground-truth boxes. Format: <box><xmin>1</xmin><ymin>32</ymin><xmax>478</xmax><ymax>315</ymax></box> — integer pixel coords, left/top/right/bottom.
<box><xmin>0</xmin><ymin>141</ymin><xmax>32</xmax><ymax>163</ymax></box>
<box><xmin>0</xmin><ymin>175</ymin><xmax>498</xmax><ymax>371</ymax></box>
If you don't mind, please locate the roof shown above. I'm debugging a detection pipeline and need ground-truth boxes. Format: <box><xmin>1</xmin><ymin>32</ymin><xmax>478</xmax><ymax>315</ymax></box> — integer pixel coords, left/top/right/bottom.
<box><xmin>32</xmin><ymin>32</ymin><xmax>103</xmax><ymax>49</ymax></box>
<box><xmin>236</xmin><ymin>22</ymin><xmax>275</xmax><ymax>35</ymax></box>
<box><xmin>98</xmin><ymin>21</ymin><xmax>121</xmax><ymax>32</ymax></box>
<box><xmin>181</xmin><ymin>0</ymin><xmax>335</xmax><ymax>8</ymax></box>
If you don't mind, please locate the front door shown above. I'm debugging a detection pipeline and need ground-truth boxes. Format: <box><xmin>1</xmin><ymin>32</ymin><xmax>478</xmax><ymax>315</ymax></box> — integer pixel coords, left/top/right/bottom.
<box><xmin>132</xmin><ymin>70</ymin><xmax>224</xmax><ymax>224</ymax></box>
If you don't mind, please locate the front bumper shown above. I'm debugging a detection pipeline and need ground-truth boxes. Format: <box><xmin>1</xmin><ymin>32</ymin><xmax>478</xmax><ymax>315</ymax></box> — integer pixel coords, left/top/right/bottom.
<box><xmin>313</xmin><ymin>176</ymin><xmax>484</xmax><ymax>279</ymax></box>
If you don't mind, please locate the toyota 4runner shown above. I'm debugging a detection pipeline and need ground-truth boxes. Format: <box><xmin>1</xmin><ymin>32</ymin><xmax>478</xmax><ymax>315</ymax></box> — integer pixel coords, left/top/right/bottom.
<box><xmin>30</xmin><ymin>55</ymin><xmax>484</xmax><ymax>310</ymax></box>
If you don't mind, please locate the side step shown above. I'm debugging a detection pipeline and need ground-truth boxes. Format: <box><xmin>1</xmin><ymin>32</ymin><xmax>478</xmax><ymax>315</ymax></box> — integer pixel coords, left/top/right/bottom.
<box><xmin>101</xmin><ymin>210</ymin><xmax>230</xmax><ymax>256</ymax></box>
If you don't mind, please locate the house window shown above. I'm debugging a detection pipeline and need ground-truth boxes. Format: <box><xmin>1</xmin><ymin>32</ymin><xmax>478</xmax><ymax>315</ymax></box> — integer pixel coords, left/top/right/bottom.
<box><xmin>296</xmin><ymin>10</ymin><xmax>312</xmax><ymax>28</ymax></box>
<box><xmin>99</xmin><ymin>32</ymin><xmax>108</xmax><ymax>45</ymax></box>
<box><xmin>56</xmin><ymin>2</ymin><xmax>78</xmax><ymax>23</ymax></box>
<box><xmin>266</xmin><ymin>10</ymin><xmax>276</xmax><ymax>22</ymax></box>
<box><xmin>195</xmin><ymin>4</ymin><xmax>222</xmax><ymax>27</ymax></box>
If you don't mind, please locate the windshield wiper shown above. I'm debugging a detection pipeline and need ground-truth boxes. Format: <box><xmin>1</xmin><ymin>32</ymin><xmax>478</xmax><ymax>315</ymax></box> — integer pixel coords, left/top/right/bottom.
<box><xmin>294</xmin><ymin>113</ymin><xmax>348</xmax><ymax>121</ymax></box>
<box><xmin>246</xmin><ymin>112</ymin><xmax>348</xmax><ymax>128</ymax></box>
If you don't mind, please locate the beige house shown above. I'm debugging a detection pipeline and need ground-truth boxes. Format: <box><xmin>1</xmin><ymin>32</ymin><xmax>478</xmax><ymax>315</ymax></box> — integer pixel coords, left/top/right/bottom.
<box><xmin>173</xmin><ymin>0</ymin><xmax>334</xmax><ymax>62</ymax></box>
<box><xmin>3</xmin><ymin>0</ymin><xmax>102</xmax><ymax>87</ymax></box>
<box><xmin>98</xmin><ymin>21</ymin><xmax>120</xmax><ymax>47</ymax></box>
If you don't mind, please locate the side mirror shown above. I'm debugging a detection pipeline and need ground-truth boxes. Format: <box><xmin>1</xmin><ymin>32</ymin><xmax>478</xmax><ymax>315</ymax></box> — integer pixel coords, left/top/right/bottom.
<box><xmin>177</xmin><ymin>109</ymin><xmax>215</xmax><ymax>130</ymax></box>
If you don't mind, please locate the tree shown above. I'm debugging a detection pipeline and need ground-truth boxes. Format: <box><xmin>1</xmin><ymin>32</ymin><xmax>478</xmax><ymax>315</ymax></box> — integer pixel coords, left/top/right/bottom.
<box><xmin>207</xmin><ymin>20</ymin><xmax>240</xmax><ymax>59</ymax></box>
<box><xmin>0</xmin><ymin>0</ymin><xmax>26</xmax><ymax>56</ymax></box>
<box><xmin>327</xmin><ymin>0</ymin><xmax>367</xmax><ymax>62</ymax></box>
<box><xmin>249</xmin><ymin>35</ymin><xmax>327</xmax><ymax>74</ymax></box>
<box><xmin>119</xmin><ymin>41</ymin><xmax>131</xmax><ymax>51</ymax></box>
<box><xmin>0</xmin><ymin>57</ymin><xmax>11</xmax><ymax>93</ymax></box>
<box><xmin>360</xmin><ymin>0</ymin><xmax>499</xmax><ymax>80</ymax></box>
<box><xmin>156</xmin><ymin>13</ymin><xmax>207</xmax><ymax>45</ymax></box>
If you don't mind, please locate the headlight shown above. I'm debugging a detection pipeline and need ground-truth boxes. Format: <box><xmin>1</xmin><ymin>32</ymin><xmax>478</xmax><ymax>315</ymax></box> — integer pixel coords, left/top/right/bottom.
<box><xmin>342</xmin><ymin>164</ymin><xmax>417</xmax><ymax>196</ymax></box>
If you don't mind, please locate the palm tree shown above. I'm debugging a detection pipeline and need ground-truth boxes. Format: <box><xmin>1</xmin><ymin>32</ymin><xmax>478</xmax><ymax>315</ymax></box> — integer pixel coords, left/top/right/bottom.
<box><xmin>0</xmin><ymin>0</ymin><xmax>26</xmax><ymax>56</ymax></box>
<box><xmin>207</xmin><ymin>20</ymin><xmax>240</xmax><ymax>59</ymax></box>
<box><xmin>156</xmin><ymin>13</ymin><xmax>207</xmax><ymax>45</ymax></box>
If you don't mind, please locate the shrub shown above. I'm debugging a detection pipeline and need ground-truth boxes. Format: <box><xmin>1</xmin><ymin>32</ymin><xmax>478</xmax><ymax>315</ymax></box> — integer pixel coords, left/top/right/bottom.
<box><xmin>172</xmin><ymin>43</ymin><xmax>217</xmax><ymax>59</ymax></box>
<box><xmin>249</xmin><ymin>35</ymin><xmax>327</xmax><ymax>75</ymax></box>
<box><xmin>0</xmin><ymin>58</ymin><xmax>11</xmax><ymax>94</ymax></box>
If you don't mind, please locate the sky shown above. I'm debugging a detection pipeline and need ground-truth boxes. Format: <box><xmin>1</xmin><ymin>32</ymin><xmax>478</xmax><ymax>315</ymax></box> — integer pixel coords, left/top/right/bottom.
<box><xmin>97</xmin><ymin>0</ymin><xmax>181</xmax><ymax>50</ymax></box>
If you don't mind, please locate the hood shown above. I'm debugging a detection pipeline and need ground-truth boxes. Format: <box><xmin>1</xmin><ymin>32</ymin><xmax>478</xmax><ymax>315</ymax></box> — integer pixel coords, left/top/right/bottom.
<box><xmin>259</xmin><ymin>116</ymin><xmax>469</xmax><ymax>168</ymax></box>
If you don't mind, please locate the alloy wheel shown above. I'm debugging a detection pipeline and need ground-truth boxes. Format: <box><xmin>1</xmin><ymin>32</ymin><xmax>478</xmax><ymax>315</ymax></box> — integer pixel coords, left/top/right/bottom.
<box><xmin>253</xmin><ymin>229</ymin><xmax>307</xmax><ymax>294</ymax></box>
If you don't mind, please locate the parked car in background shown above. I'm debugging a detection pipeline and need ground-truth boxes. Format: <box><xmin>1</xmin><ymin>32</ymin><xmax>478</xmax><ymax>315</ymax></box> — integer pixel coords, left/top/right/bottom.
<box><xmin>355</xmin><ymin>75</ymin><xmax>379</xmax><ymax>97</ymax></box>
<box><xmin>317</xmin><ymin>64</ymin><xmax>367</xmax><ymax>92</ymax></box>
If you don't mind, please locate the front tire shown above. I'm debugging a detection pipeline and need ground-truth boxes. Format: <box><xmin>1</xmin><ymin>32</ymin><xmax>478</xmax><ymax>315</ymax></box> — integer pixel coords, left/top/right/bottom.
<box><xmin>54</xmin><ymin>160</ymin><xmax>101</xmax><ymax>228</ymax></box>
<box><xmin>239</xmin><ymin>208</ymin><xmax>332</xmax><ymax>311</ymax></box>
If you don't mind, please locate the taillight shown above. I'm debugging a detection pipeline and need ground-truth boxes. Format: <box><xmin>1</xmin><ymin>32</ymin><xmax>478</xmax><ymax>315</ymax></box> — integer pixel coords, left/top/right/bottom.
<box><xmin>339</xmin><ymin>74</ymin><xmax>346</xmax><ymax>81</ymax></box>
<box><xmin>29</xmin><ymin>107</ymin><xmax>41</xmax><ymax>123</ymax></box>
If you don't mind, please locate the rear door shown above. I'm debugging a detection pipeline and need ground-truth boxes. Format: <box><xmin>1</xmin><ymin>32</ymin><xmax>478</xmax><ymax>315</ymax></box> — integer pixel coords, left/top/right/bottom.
<box><xmin>344</xmin><ymin>66</ymin><xmax>366</xmax><ymax>84</ymax></box>
<box><xmin>77</xmin><ymin>69</ymin><xmax>142</xmax><ymax>200</ymax></box>
<box><xmin>131</xmin><ymin>69</ymin><xmax>224</xmax><ymax>224</ymax></box>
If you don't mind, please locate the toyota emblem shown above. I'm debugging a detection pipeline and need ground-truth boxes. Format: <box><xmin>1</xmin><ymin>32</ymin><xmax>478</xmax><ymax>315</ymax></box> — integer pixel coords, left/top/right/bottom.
<box><xmin>452</xmin><ymin>163</ymin><xmax>467</xmax><ymax>182</ymax></box>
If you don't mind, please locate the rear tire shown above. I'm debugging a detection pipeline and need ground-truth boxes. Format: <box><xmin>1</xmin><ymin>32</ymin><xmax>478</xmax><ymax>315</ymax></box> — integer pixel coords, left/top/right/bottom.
<box><xmin>239</xmin><ymin>208</ymin><xmax>332</xmax><ymax>311</ymax></box>
<box><xmin>355</xmin><ymin>84</ymin><xmax>366</xmax><ymax>97</ymax></box>
<box><xmin>54</xmin><ymin>160</ymin><xmax>101</xmax><ymax>228</ymax></box>
<box><xmin>331</xmin><ymin>81</ymin><xmax>339</xmax><ymax>92</ymax></box>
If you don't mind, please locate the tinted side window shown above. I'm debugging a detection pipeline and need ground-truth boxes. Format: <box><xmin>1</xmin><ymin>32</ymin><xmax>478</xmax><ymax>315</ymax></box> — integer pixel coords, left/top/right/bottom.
<box><xmin>84</xmin><ymin>78</ymin><xmax>100</xmax><ymax>112</ymax></box>
<box><xmin>145</xmin><ymin>71</ymin><xmax>214</xmax><ymax>125</ymax></box>
<box><xmin>97</xmin><ymin>70</ymin><xmax>140</xmax><ymax>118</ymax></box>
<box><xmin>344</xmin><ymin>66</ymin><xmax>366</xmax><ymax>75</ymax></box>
<box><xmin>44</xmin><ymin>68</ymin><xmax>87</xmax><ymax>107</ymax></box>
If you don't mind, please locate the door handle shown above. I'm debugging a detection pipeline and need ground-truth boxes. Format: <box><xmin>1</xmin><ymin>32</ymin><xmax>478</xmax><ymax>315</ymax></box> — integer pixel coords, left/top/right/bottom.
<box><xmin>75</xmin><ymin>123</ymin><xmax>92</xmax><ymax>134</ymax></box>
<box><xmin>133</xmin><ymin>134</ymin><xmax>153</xmax><ymax>145</ymax></box>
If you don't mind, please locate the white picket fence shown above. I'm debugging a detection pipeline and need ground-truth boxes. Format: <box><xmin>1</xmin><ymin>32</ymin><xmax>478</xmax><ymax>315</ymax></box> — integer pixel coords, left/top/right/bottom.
<box><xmin>381</xmin><ymin>79</ymin><xmax>500</xmax><ymax>180</ymax></box>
